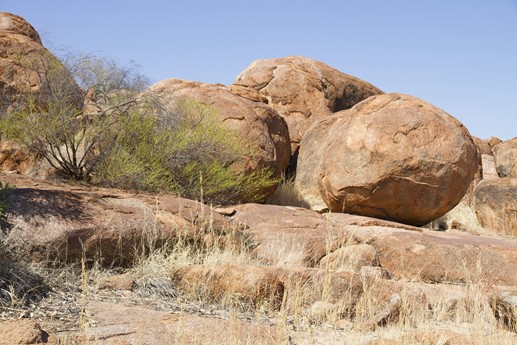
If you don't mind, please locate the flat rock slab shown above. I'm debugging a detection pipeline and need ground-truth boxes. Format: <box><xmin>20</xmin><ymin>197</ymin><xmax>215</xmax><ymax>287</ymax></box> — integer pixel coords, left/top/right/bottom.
<box><xmin>228</xmin><ymin>203</ymin><xmax>517</xmax><ymax>286</ymax></box>
<box><xmin>0</xmin><ymin>173</ymin><xmax>235</xmax><ymax>265</ymax></box>
<box><xmin>62</xmin><ymin>300</ymin><xmax>282</xmax><ymax>345</ymax></box>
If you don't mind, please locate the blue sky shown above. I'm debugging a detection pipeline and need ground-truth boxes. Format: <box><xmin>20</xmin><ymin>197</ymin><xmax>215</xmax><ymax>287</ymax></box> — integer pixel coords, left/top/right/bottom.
<box><xmin>1</xmin><ymin>0</ymin><xmax>516</xmax><ymax>140</ymax></box>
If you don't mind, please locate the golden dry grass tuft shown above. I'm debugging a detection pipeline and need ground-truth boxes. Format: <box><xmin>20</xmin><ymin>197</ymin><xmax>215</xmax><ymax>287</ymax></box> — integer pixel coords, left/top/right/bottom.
<box><xmin>2</xmin><ymin>203</ymin><xmax>516</xmax><ymax>345</ymax></box>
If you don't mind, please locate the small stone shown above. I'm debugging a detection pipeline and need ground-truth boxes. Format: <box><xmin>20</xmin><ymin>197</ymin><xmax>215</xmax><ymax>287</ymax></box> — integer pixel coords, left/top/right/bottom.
<box><xmin>0</xmin><ymin>319</ymin><xmax>48</xmax><ymax>345</ymax></box>
<box><xmin>359</xmin><ymin>266</ymin><xmax>390</xmax><ymax>279</ymax></box>
<box><xmin>99</xmin><ymin>274</ymin><xmax>135</xmax><ymax>291</ymax></box>
<box><xmin>334</xmin><ymin>318</ymin><xmax>353</xmax><ymax>330</ymax></box>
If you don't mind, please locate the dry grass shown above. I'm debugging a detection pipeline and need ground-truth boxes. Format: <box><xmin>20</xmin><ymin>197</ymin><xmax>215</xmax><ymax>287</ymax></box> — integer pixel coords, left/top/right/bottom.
<box><xmin>2</xmin><ymin>204</ymin><xmax>517</xmax><ymax>345</ymax></box>
<box><xmin>266</xmin><ymin>176</ymin><xmax>311</xmax><ymax>208</ymax></box>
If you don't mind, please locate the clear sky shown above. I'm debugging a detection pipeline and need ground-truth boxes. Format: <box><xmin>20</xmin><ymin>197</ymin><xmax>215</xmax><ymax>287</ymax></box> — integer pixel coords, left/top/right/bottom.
<box><xmin>1</xmin><ymin>0</ymin><xmax>516</xmax><ymax>140</ymax></box>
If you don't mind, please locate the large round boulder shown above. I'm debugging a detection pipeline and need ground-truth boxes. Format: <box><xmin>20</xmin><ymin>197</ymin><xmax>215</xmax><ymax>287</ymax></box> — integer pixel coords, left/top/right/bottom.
<box><xmin>293</xmin><ymin>114</ymin><xmax>341</xmax><ymax>210</ymax></box>
<box><xmin>0</xmin><ymin>12</ymin><xmax>81</xmax><ymax>114</ymax></box>
<box><xmin>233</xmin><ymin>56</ymin><xmax>383</xmax><ymax>152</ymax></box>
<box><xmin>0</xmin><ymin>12</ymin><xmax>41</xmax><ymax>43</ymax></box>
<box><xmin>494</xmin><ymin>137</ymin><xmax>517</xmax><ymax>178</ymax></box>
<box><xmin>297</xmin><ymin>93</ymin><xmax>479</xmax><ymax>226</ymax></box>
<box><xmin>147</xmin><ymin>79</ymin><xmax>291</xmax><ymax>201</ymax></box>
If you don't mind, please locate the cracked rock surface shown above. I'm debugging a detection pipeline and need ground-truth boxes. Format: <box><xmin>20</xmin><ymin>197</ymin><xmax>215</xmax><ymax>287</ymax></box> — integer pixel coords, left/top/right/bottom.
<box><xmin>295</xmin><ymin>93</ymin><xmax>479</xmax><ymax>226</ymax></box>
<box><xmin>494</xmin><ymin>137</ymin><xmax>517</xmax><ymax>178</ymax></box>
<box><xmin>234</xmin><ymin>56</ymin><xmax>383</xmax><ymax>153</ymax></box>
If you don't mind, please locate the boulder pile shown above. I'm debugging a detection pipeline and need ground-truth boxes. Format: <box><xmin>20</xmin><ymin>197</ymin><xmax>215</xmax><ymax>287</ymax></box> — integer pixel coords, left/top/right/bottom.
<box><xmin>0</xmin><ymin>12</ymin><xmax>516</xmax><ymax>344</ymax></box>
<box><xmin>234</xmin><ymin>56</ymin><xmax>383</xmax><ymax>152</ymax></box>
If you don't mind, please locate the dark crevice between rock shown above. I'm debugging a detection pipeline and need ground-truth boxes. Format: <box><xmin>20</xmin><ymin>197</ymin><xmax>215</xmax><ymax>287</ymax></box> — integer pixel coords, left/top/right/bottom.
<box><xmin>0</xmin><ymin>241</ymin><xmax>49</xmax><ymax>308</ymax></box>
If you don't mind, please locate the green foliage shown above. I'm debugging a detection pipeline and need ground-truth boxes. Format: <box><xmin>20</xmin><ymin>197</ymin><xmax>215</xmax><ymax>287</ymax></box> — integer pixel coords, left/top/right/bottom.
<box><xmin>93</xmin><ymin>107</ymin><xmax>173</xmax><ymax>192</ymax></box>
<box><xmin>1</xmin><ymin>99</ymin><xmax>109</xmax><ymax>180</ymax></box>
<box><xmin>94</xmin><ymin>100</ymin><xmax>278</xmax><ymax>204</ymax></box>
<box><xmin>0</xmin><ymin>49</ymin><xmax>277</xmax><ymax>204</ymax></box>
<box><xmin>0</xmin><ymin>52</ymin><xmax>147</xmax><ymax>180</ymax></box>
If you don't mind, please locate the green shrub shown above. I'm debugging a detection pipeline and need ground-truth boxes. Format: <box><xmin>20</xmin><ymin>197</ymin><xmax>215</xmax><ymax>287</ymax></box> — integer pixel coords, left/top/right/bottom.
<box><xmin>0</xmin><ymin>52</ymin><xmax>148</xmax><ymax>180</ymax></box>
<box><xmin>1</xmin><ymin>99</ymin><xmax>110</xmax><ymax>180</ymax></box>
<box><xmin>94</xmin><ymin>99</ymin><xmax>278</xmax><ymax>204</ymax></box>
<box><xmin>0</xmin><ymin>48</ymin><xmax>277</xmax><ymax>204</ymax></box>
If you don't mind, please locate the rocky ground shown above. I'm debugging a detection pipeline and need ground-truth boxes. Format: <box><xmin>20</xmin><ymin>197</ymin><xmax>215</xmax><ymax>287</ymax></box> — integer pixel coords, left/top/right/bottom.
<box><xmin>1</xmin><ymin>172</ymin><xmax>517</xmax><ymax>344</ymax></box>
<box><xmin>1</xmin><ymin>11</ymin><xmax>517</xmax><ymax>344</ymax></box>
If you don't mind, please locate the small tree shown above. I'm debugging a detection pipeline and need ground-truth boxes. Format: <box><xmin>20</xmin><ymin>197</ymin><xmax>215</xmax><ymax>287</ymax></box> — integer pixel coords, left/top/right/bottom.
<box><xmin>94</xmin><ymin>98</ymin><xmax>278</xmax><ymax>204</ymax></box>
<box><xmin>1</xmin><ymin>51</ymin><xmax>149</xmax><ymax>180</ymax></box>
<box><xmin>0</xmin><ymin>49</ymin><xmax>277</xmax><ymax>204</ymax></box>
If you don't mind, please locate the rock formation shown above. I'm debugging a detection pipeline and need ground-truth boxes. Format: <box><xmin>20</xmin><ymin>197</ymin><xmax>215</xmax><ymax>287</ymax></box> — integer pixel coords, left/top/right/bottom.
<box><xmin>0</xmin><ymin>12</ymin><xmax>81</xmax><ymax>114</ymax></box>
<box><xmin>147</xmin><ymin>79</ymin><xmax>291</xmax><ymax>200</ymax></box>
<box><xmin>0</xmin><ymin>173</ymin><xmax>237</xmax><ymax>265</ymax></box>
<box><xmin>474</xmin><ymin>178</ymin><xmax>517</xmax><ymax>236</ymax></box>
<box><xmin>1</xmin><ymin>12</ymin><xmax>516</xmax><ymax>345</ymax></box>
<box><xmin>494</xmin><ymin>137</ymin><xmax>517</xmax><ymax>178</ymax></box>
<box><xmin>296</xmin><ymin>93</ymin><xmax>478</xmax><ymax>226</ymax></box>
<box><xmin>234</xmin><ymin>56</ymin><xmax>383</xmax><ymax>152</ymax></box>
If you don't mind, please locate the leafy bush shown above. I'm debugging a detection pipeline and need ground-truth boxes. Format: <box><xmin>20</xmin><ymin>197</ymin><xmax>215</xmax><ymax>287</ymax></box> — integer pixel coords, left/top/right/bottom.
<box><xmin>94</xmin><ymin>99</ymin><xmax>278</xmax><ymax>204</ymax></box>
<box><xmin>1</xmin><ymin>99</ymin><xmax>109</xmax><ymax>180</ymax></box>
<box><xmin>0</xmin><ymin>52</ymin><xmax>143</xmax><ymax>180</ymax></box>
<box><xmin>0</xmin><ymin>50</ymin><xmax>277</xmax><ymax>204</ymax></box>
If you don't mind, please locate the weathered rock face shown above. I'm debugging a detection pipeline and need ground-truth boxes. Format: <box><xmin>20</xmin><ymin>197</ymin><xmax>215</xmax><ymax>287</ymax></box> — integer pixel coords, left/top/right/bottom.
<box><xmin>472</xmin><ymin>136</ymin><xmax>493</xmax><ymax>156</ymax></box>
<box><xmin>298</xmin><ymin>93</ymin><xmax>478</xmax><ymax>226</ymax></box>
<box><xmin>0</xmin><ymin>173</ymin><xmax>237</xmax><ymax>265</ymax></box>
<box><xmin>234</xmin><ymin>56</ymin><xmax>383</xmax><ymax>152</ymax></box>
<box><xmin>0</xmin><ymin>12</ymin><xmax>41</xmax><ymax>43</ymax></box>
<box><xmin>482</xmin><ymin>154</ymin><xmax>499</xmax><ymax>180</ymax></box>
<box><xmin>293</xmin><ymin>114</ymin><xmax>341</xmax><ymax>210</ymax></box>
<box><xmin>473</xmin><ymin>178</ymin><xmax>517</xmax><ymax>236</ymax></box>
<box><xmin>226</xmin><ymin>203</ymin><xmax>517</xmax><ymax>286</ymax></box>
<box><xmin>147</xmin><ymin>79</ymin><xmax>291</xmax><ymax>201</ymax></box>
<box><xmin>227</xmin><ymin>203</ymin><xmax>421</xmax><ymax>268</ymax></box>
<box><xmin>0</xmin><ymin>319</ymin><xmax>48</xmax><ymax>345</ymax></box>
<box><xmin>494</xmin><ymin>137</ymin><xmax>517</xmax><ymax>178</ymax></box>
<box><xmin>0</xmin><ymin>12</ymin><xmax>80</xmax><ymax>114</ymax></box>
<box><xmin>0</xmin><ymin>141</ymin><xmax>34</xmax><ymax>174</ymax></box>
<box><xmin>0</xmin><ymin>19</ymin><xmax>44</xmax><ymax>113</ymax></box>
<box><xmin>0</xmin><ymin>141</ymin><xmax>55</xmax><ymax>178</ymax></box>
<box><xmin>57</xmin><ymin>300</ymin><xmax>283</xmax><ymax>345</ymax></box>
<box><xmin>486</xmin><ymin>136</ymin><xmax>503</xmax><ymax>149</ymax></box>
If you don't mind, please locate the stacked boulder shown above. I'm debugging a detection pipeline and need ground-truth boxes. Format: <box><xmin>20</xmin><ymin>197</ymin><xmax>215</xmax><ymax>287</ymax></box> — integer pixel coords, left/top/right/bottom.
<box><xmin>232</xmin><ymin>57</ymin><xmax>486</xmax><ymax>228</ymax></box>
<box><xmin>472</xmin><ymin>137</ymin><xmax>517</xmax><ymax>236</ymax></box>
<box><xmin>0</xmin><ymin>11</ymin><xmax>513</xmax><ymax>229</ymax></box>
<box><xmin>234</xmin><ymin>56</ymin><xmax>383</xmax><ymax>154</ymax></box>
